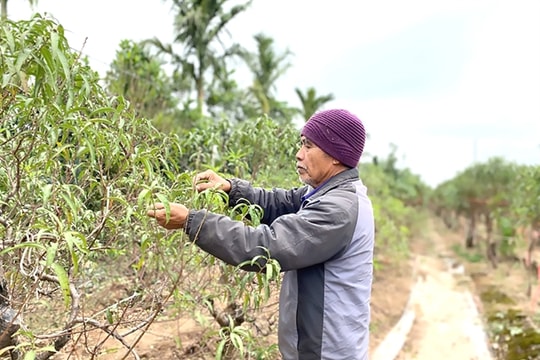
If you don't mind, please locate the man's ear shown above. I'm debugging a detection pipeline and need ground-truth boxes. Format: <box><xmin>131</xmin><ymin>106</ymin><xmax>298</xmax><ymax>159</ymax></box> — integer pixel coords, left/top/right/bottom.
<box><xmin>332</xmin><ymin>159</ymin><xmax>340</xmax><ymax>165</ymax></box>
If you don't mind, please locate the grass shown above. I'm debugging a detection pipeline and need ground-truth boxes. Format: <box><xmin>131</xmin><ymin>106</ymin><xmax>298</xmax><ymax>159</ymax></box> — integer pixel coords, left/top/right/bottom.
<box><xmin>451</xmin><ymin>243</ymin><xmax>484</xmax><ymax>263</ymax></box>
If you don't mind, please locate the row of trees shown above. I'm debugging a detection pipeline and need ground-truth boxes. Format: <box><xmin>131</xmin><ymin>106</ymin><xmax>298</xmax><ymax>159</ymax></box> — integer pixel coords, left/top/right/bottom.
<box><xmin>103</xmin><ymin>0</ymin><xmax>337</xmax><ymax>131</ymax></box>
<box><xmin>2</xmin><ymin>0</ymin><xmax>336</xmax><ymax>131</ymax></box>
<box><xmin>432</xmin><ymin>158</ymin><xmax>539</xmax><ymax>274</ymax></box>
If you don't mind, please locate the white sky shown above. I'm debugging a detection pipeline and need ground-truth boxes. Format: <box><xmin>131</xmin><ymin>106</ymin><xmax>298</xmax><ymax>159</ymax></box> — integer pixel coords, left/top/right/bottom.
<box><xmin>9</xmin><ymin>0</ymin><xmax>540</xmax><ymax>187</ymax></box>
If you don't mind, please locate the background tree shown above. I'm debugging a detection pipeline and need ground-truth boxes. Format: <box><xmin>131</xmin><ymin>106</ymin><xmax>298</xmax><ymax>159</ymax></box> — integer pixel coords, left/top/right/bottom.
<box><xmin>205</xmin><ymin>61</ymin><xmax>251</xmax><ymax>123</ymax></box>
<box><xmin>104</xmin><ymin>39</ymin><xmax>185</xmax><ymax>131</ymax></box>
<box><xmin>241</xmin><ymin>33</ymin><xmax>295</xmax><ymax>122</ymax></box>
<box><xmin>430</xmin><ymin>179</ymin><xmax>461</xmax><ymax>230</ymax></box>
<box><xmin>294</xmin><ymin>86</ymin><xmax>335</xmax><ymax>122</ymax></box>
<box><xmin>150</xmin><ymin>0</ymin><xmax>252</xmax><ymax>119</ymax></box>
<box><xmin>512</xmin><ymin>165</ymin><xmax>540</xmax><ymax>297</ymax></box>
<box><xmin>432</xmin><ymin>157</ymin><xmax>528</xmax><ymax>267</ymax></box>
<box><xmin>372</xmin><ymin>143</ymin><xmax>430</xmax><ymax>208</ymax></box>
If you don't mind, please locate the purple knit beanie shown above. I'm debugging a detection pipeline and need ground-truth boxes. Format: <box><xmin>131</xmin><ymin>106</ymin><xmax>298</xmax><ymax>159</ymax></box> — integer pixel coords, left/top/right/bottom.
<box><xmin>301</xmin><ymin>109</ymin><xmax>366</xmax><ymax>168</ymax></box>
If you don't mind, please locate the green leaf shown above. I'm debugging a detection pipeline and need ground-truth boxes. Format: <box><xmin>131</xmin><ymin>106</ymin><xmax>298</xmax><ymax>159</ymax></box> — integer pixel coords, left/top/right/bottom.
<box><xmin>15</xmin><ymin>48</ymin><xmax>31</xmax><ymax>73</ymax></box>
<box><xmin>2</xmin><ymin>27</ymin><xmax>16</xmax><ymax>53</ymax></box>
<box><xmin>266</xmin><ymin>262</ymin><xmax>274</xmax><ymax>282</ymax></box>
<box><xmin>230</xmin><ymin>332</ymin><xmax>244</xmax><ymax>354</ymax></box>
<box><xmin>215</xmin><ymin>339</ymin><xmax>226</xmax><ymax>360</ymax></box>
<box><xmin>0</xmin><ymin>242</ymin><xmax>46</xmax><ymax>256</ymax></box>
<box><xmin>156</xmin><ymin>194</ymin><xmax>170</xmax><ymax>222</ymax></box>
<box><xmin>52</xmin><ymin>34</ymin><xmax>71</xmax><ymax>83</ymax></box>
<box><xmin>105</xmin><ymin>309</ymin><xmax>114</xmax><ymax>325</ymax></box>
<box><xmin>52</xmin><ymin>262</ymin><xmax>71</xmax><ymax>307</ymax></box>
<box><xmin>41</xmin><ymin>183</ymin><xmax>53</xmax><ymax>204</ymax></box>
<box><xmin>46</xmin><ymin>243</ymin><xmax>58</xmax><ymax>267</ymax></box>
<box><xmin>63</xmin><ymin>231</ymin><xmax>88</xmax><ymax>275</ymax></box>
<box><xmin>23</xmin><ymin>350</ymin><xmax>36</xmax><ymax>360</ymax></box>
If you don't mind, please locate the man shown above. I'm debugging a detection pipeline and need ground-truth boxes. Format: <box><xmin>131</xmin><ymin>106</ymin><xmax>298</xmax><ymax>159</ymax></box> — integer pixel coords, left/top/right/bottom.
<box><xmin>147</xmin><ymin>109</ymin><xmax>375</xmax><ymax>360</ymax></box>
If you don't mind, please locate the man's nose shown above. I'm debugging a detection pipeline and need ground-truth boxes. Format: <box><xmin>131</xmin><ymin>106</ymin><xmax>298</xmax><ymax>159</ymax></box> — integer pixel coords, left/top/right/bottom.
<box><xmin>296</xmin><ymin>147</ymin><xmax>304</xmax><ymax>161</ymax></box>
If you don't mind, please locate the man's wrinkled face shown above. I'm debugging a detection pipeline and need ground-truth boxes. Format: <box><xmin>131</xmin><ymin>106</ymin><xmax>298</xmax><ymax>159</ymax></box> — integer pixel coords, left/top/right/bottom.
<box><xmin>296</xmin><ymin>136</ymin><xmax>336</xmax><ymax>188</ymax></box>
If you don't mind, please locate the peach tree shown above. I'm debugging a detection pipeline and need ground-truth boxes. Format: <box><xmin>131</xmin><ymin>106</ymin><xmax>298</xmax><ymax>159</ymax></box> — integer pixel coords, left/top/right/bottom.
<box><xmin>1</xmin><ymin>15</ymin><xmax>293</xmax><ymax>359</ymax></box>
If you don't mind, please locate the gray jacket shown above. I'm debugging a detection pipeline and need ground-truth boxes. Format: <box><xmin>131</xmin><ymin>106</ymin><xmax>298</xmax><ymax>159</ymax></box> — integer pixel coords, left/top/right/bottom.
<box><xmin>185</xmin><ymin>168</ymin><xmax>375</xmax><ymax>360</ymax></box>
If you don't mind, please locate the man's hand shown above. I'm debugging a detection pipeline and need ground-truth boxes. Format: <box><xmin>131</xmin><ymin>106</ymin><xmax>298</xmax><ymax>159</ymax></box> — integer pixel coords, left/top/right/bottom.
<box><xmin>146</xmin><ymin>202</ymin><xmax>189</xmax><ymax>230</ymax></box>
<box><xmin>194</xmin><ymin>170</ymin><xmax>231</xmax><ymax>193</ymax></box>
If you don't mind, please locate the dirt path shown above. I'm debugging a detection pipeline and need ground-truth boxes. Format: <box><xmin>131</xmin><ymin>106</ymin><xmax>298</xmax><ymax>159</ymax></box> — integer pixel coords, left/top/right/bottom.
<box><xmin>396</xmin><ymin>255</ymin><xmax>492</xmax><ymax>360</ymax></box>
<box><xmin>372</xmin><ymin>221</ymin><xmax>494</xmax><ymax>360</ymax></box>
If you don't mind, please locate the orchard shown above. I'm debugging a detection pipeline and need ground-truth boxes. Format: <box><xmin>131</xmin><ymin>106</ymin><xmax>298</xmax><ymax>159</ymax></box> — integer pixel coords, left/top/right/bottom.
<box><xmin>1</xmin><ymin>9</ymin><xmax>539</xmax><ymax>360</ymax></box>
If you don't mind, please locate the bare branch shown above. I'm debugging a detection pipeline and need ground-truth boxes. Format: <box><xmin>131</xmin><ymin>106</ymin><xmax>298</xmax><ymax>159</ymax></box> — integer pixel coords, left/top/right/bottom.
<box><xmin>34</xmin><ymin>280</ymin><xmax>80</xmax><ymax>360</ymax></box>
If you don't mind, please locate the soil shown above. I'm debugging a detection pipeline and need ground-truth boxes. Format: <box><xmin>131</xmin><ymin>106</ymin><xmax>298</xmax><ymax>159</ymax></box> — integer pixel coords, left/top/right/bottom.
<box><xmin>368</xmin><ymin>250</ymin><xmax>415</xmax><ymax>354</ymax></box>
<box><xmin>50</xmin><ymin>215</ymin><xmax>539</xmax><ymax>359</ymax></box>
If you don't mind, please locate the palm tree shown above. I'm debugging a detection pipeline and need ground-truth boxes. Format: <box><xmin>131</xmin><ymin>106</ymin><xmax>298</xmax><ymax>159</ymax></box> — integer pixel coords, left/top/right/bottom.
<box><xmin>151</xmin><ymin>0</ymin><xmax>252</xmax><ymax>117</ymax></box>
<box><xmin>294</xmin><ymin>86</ymin><xmax>335</xmax><ymax>121</ymax></box>
<box><xmin>1</xmin><ymin>0</ymin><xmax>38</xmax><ymax>19</ymax></box>
<box><xmin>241</xmin><ymin>33</ymin><xmax>292</xmax><ymax>117</ymax></box>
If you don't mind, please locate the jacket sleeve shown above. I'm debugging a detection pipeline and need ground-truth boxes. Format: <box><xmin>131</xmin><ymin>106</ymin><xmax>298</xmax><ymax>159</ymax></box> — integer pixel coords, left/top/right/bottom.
<box><xmin>185</xmin><ymin>191</ymin><xmax>357</xmax><ymax>272</ymax></box>
<box><xmin>227</xmin><ymin>179</ymin><xmax>308</xmax><ymax>224</ymax></box>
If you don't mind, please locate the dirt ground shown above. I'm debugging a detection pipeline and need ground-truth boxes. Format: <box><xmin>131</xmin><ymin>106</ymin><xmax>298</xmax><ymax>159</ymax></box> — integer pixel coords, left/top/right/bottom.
<box><xmin>54</xmin><ymin>247</ymin><xmax>415</xmax><ymax>359</ymax></box>
<box><xmin>374</xmin><ymin>217</ymin><xmax>540</xmax><ymax>360</ymax></box>
<box><xmin>52</xmin><ymin>216</ymin><xmax>539</xmax><ymax>359</ymax></box>
<box><xmin>368</xmin><ymin>250</ymin><xmax>415</xmax><ymax>354</ymax></box>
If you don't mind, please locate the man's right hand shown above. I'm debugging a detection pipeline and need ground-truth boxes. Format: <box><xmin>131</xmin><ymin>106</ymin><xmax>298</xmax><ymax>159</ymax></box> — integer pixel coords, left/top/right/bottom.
<box><xmin>193</xmin><ymin>170</ymin><xmax>231</xmax><ymax>193</ymax></box>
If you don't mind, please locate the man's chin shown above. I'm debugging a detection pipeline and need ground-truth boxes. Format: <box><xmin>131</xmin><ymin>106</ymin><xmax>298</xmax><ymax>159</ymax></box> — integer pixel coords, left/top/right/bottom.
<box><xmin>298</xmin><ymin>176</ymin><xmax>313</xmax><ymax>187</ymax></box>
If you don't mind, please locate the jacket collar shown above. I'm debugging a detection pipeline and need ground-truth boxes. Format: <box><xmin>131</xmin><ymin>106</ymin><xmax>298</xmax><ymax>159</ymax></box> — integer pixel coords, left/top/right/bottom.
<box><xmin>301</xmin><ymin>167</ymin><xmax>359</xmax><ymax>202</ymax></box>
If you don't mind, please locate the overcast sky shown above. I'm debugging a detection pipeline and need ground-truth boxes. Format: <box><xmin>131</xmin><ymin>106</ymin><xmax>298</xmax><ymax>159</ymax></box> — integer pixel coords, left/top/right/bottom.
<box><xmin>10</xmin><ymin>0</ymin><xmax>540</xmax><ymax>187</ymax></box>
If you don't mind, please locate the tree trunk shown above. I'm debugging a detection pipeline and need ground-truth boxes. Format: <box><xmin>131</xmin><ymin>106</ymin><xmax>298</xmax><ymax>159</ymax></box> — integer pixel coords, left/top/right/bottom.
<box><xmin>485</xmin><ymin>214</ymin><xmax>497</xmax><ymax>268</ymax></box>
<box><xmin>465</xmin><ymin>213</ymin><xmax>476</xmax><ymax>248</ymax></box>
<box><xmin>525</xmin><ymin>225</ymin><xmax>540</xmax><ymax>298</ymax></box>
<box><xmin>1</xmin><ymin>0</ymin><xmax>7</xmax><ymax>19</ymax></box>
<box><xmin>210</xmin><ymin>300</ymin><xmax>245</xmax><ymax>360</ymax></box>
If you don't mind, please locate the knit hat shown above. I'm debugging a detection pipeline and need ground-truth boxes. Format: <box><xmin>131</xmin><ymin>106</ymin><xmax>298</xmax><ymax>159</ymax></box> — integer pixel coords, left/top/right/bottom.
<box><xmin>301</xmin><ymin>109</ymin><xmax>366</xmax><ymax>168</ymax></box>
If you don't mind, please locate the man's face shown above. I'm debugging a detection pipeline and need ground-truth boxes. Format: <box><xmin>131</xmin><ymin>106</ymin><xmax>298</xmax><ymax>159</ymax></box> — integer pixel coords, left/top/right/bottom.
<box><xmin>296</xmin><ymin>136</ymin><xmax>336</xmax><ymax>188</ymax></box>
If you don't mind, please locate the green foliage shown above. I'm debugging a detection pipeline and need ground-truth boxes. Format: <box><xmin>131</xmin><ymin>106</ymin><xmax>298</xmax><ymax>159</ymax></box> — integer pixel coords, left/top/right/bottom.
<box><xmin>511</xmin><ymin>165</ymin><xmax>540</xmax><ymax>226</ymax></box>
<box><xmin>206</xmin><ymin>66</ymin><xmax>251</xmax><ymax>123</ymax></box>
<box><xmin>294</xmin><ymin>86</ymin><xmax>335</xmax><ymax>122</ymax></box>
<box><xmin>149</xmin><ymin>0</ymin><xmax>252</xmax><ymax>117</ymax></box>
<box><xmin>240</xmin><ymin>33</ymin><xmax>295</xmax><ymax>122</ymax></box>
<box><xmin>104</xmin><ymin>1</ymin><xmax>301</xmax><ymax>127</ymax></box>
<box><xmin>174</xmin><ymin>185</ymin><xmax>282</xmax><ymax>359</ymax></box>
<box><xmin>360</xmin><ymin>162</ymin><xmax>421</xmax><ymax>260</ymax></box>
<box><xmin>104</xmin><ymin>39</ymin><xmax>181</xmax><ymax>124</ymax></box>
<box><xmin>450</xmin><ymin>244</ymin><xmax>483</xmax><ymax>263</ymax></box>
<box><xmin>372</xmin><ymin>144</ymin><xmax>431</xmax><ymax>207</ymax></box>
<box><xmin>0</xmin><ymin>15</ymin><xmax>190</xmax><ymax>355</ymax></box>
<box><xmin>432</xmin><ymin>157</ymin><xmax>537</xmax><ymax>262</ymax></box>
<box><xmin>452</xmin><ymin>157</ymin><xmax>515</xmax><ymax>210</ymax></box>
<box><xmin>176</xmin><ymin>114</ymin><xmax>299</xmax><ymax>185</ymax></box>
<box><xmin>487</xmin><ymin>309</ymin><xmax>540</xmax><ymax>360</ymax></box>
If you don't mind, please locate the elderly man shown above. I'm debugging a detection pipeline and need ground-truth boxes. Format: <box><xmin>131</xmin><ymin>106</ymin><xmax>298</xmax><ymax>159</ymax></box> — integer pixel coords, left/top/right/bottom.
<box><xmin>147</xmin><ymin>109</ymin><xmax>375</xmax><ymax>360</ymax></box>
